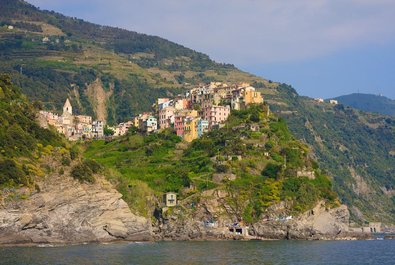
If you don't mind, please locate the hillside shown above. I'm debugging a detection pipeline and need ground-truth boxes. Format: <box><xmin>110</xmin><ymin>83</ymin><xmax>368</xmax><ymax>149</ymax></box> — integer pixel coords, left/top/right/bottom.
<box><xmin>0</xmin><ymin>74</ymin><xmax>65</xmax><ymax>188</ymax></box>
<box><xmin>0</xmin><ymin>78</ymin><xmax>361</xmax><ymax>243</ymax></box>
<box><xmin>0</xmin><ymin>75</ymin><xmax>152</xmax><ymax>244</ymax></box>
<box><xmin>0</xmin><ymin>0</ymin><xmax>394</xmax><ymax>224</ymax></box>
<box><xmin>334</xmin><ymin>93</ymin><xmax>395</xmax><ymax>117</ymax></box>
<box><xmin>264</xmin><ymin>84</ymin><xmax>395</xmax><ymax>223</ymax></box>
<box><xmin>84</xmin><ymin>105</ymin><xmax>340</xmax><ymax>226</ymax></box>
<box><xmin>0</xmin><ymin>0</ymin><xmax>270</xmax><ymax>124</ymax></box>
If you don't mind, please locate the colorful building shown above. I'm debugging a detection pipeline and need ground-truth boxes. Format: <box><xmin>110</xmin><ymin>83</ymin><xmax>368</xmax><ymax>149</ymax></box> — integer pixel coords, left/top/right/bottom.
<box><xmin>174</xmin><ymin>98</ymin><xmax>190</xmax><ymax>110</ymax></box>
<box><xmin>197</xmin><ymin>119</ymin><xmax>209</xmax><ymax>137</ymax></box>
<box><xmin>144</xmin><ymin>116</ymin><xmax>157</xmax><ymax>133</ymax></box>
<box><xmin>203</xmin><ymin>105</ymin><xmax>231</xmax><ymax>128</ymax></box>
<box><xmin>243</xmin><ymin>86</ymin><xmax>263</xmax><ymax>105</ymax></box>
<box><xmin>232</xmin><ymin>86</ymin><xmax>263</xmax><ymax>110</ymax></box>
<box><xmin>75</xmin><ymin>115</ymin><xmax>92</xmax><ymax>124</ymax></box>
<box><xmin>92</xmin><ymin>120</ymin><xmax>105</xmax><ymax>139</ymax></box>
<box><xmin>174</xmin><ymin>115</ymin><xmax>185</xmax><ymax>137</ymax></box>
<box><xmin>158</xmin><ymin>98</ymin><xmax>173</xmax><ymax>110</ymax></box>
<box><xmin>183</xmin><ymin>117</ymin><xmax>199</xmax><ymax>142</ymax></box>
<box><xmin>159</xmin><ymin>106</ymin><xmax>176</xmax><ymax>129</ymax></box>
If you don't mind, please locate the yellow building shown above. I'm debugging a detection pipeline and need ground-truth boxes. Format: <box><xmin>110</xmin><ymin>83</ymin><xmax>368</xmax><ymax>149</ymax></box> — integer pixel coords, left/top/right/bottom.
<box><xmin>183</xmin><ymin>117</ymin><xmax>199</xmax><ymax>142</ymax></box>
<box><xmin>242</xmin><ymin>86</ymin><xmax>263</xmax><ymax>105</ymax></box>
<box><xmin>133</xmin><ymin>116</ymin><xmax>140</xmax><ymax>128</ymax></box>
<box><xmin>176</xmin><ymin>109</ymin><xmax>198</xmax><ymax>118</ymax></box>
<box><xmin>185</xmin><ymin>109</ymin><xmax>198</xmax><ymax>117</ymax></box>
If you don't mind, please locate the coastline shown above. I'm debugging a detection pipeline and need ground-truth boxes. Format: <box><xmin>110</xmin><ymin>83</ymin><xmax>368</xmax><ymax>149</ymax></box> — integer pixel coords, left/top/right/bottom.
<box><xmin>0</xmin><ymin>232</ymin><xmax>375</xmax><ymax>248</ymax></box>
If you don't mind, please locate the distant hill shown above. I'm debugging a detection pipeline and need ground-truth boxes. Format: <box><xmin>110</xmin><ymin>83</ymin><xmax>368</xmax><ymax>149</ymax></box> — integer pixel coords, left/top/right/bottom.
<box><xmin>0</xmin><ymin>0</ymin><xmax>267</xmax><ymax>124</ymax></box>
<box><xmin>333</xmin><ymin>93</ymin><xmax>395</xmax><ymax>117</ymax></box>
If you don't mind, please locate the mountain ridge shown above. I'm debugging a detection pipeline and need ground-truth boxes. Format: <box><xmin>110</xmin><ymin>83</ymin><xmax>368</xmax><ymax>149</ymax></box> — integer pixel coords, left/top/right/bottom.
<box><xmin>333</xmin><ymin>93</ymin><xmax>395</xmax><ymax>117</ymax></box>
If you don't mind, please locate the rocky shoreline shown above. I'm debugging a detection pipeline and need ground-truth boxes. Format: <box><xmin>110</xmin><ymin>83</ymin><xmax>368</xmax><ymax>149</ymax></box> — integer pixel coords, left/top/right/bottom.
<box><xmin>0</xmin><ymin>174</ymin><xmax>152</xmax><ymax>246</ymax></box>
<box><xmin>0</xmin><ymin>174</ymin><xmax>372</xmax><ymax>246</ymax></box>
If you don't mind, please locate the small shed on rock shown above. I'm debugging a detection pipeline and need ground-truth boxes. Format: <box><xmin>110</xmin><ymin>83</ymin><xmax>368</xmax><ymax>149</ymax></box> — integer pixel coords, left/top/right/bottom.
<box><xmin>163</xmin><ymin>192</ymin><xmax>177</xmax><ymax>207</ymax></box>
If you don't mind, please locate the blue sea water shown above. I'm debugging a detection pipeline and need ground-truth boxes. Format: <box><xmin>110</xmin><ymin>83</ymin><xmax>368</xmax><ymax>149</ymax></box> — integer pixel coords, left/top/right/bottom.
<box><xmin>0</xmin><ymin>240</ymin><xmax>394</xmax><ymax>265</ymax></box>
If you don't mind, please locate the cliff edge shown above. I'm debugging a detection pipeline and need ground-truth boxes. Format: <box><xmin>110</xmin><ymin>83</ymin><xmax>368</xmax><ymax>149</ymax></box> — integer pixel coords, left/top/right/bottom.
<box><xmin>0</xmin><ymin>172</ymin><xmax>152</xmax><ymax>245</ymax></box>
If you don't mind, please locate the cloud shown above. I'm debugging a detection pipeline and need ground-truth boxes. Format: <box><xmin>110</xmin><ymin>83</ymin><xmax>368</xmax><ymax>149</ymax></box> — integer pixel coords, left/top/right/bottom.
<box><xmin>28</xmin><ymin>0</ymin><xmax>395</xmax><ymax>65</ymax></box>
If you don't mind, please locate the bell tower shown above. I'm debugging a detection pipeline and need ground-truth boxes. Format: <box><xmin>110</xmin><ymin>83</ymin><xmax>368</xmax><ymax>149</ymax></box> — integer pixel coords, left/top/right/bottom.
<box><xmin>63</xmin><ymin>98</ymin><xmax>72</xmax><ymax>116</ymax></box>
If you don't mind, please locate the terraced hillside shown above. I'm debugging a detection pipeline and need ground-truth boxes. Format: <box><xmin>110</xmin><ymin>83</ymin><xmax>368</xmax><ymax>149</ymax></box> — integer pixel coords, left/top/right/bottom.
<box><xmin>84</xmin><ymin>105</ymin><xmax>339</xmax><ymax>222</ymax></box>
<box><xmin>0</xmin><ymin>0</ymin><xmax>271</xmax><ymax>124</ymax></box>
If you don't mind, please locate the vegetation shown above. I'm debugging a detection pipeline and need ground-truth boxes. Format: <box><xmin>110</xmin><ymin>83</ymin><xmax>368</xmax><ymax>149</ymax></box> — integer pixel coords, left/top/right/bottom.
<box><xmin>85</xmin><ymin>105</ymin><xmax>338</xmax><ymax>221</ymax></box>
<box><xmin>71</xmin><ymin>159</ymin><xmax>102</xmax><ymax>183</ymax></box>
<box><xmin>0</xmin><ymin>74</ymin><xmax>65</xmax><ymax>187</ymax></box>
<box><xmin>0</xmin><ymin>0</ymin><xmax>257</xmax><ymax>122</ymax></box>
<box><xmin>0</xmin><ymin>0</ymin><xmax>393</xmax><ymax>223</ymax></box>
<box><xmin>334</xmin><ymin>93</ymin><xmax>395</xmax><ymax>117</ymax></box>
<box><xmin>263</xmin><ymin>84</ymin><xmax>395</xmax><ymax>223</ymax></box>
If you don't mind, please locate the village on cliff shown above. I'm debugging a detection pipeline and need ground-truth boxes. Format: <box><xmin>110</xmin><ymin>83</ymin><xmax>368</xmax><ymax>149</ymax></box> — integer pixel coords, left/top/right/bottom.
<box><xmin>39</xmin><ymin>82</ymin><xmax>264</xmax><ymax>141</ymax></box>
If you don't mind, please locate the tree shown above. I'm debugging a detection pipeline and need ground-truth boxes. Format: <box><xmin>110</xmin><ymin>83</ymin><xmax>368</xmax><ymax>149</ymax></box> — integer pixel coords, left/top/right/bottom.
<box><xmin>104</xmin><ymin>126</ymin><xmax>115</xmax><ymax>136</ymax></box>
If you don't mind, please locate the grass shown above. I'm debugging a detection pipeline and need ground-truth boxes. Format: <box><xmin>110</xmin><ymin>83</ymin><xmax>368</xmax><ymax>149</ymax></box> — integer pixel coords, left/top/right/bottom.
<box><xmin>83</xmin><ymin>105</ymin><xmax>338</xmax><ymax>221</ymax></box>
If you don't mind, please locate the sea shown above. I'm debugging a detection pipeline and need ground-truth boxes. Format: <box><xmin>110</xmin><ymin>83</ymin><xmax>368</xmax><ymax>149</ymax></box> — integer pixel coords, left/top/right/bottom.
<box><xmin>0</xmin><ymin>240</ymin><xmax>394</xmax><ymax>265</ymax></box>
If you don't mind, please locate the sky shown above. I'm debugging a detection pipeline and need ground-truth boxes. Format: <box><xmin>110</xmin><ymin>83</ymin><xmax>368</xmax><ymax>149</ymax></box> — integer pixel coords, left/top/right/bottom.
<box><xmin>27</xmin><ymin>0</ymin><xmax>395</xmax><ymax>99</ymax></box>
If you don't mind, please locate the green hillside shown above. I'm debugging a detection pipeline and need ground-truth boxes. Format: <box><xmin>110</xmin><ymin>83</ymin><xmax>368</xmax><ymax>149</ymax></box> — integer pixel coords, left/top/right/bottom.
<box><xmin>334</xmin><ymin>93</ymin><xmax>395</xmax><ymax>117</ymax></box>
<box><xmin>0</xmin><ymin>74</ymin><xmax>65</xmax><ymax>187</ymax></box>
<box><xmin>84</xmin><ymin>105</ymin><xmax>338</xmax><ymax>221</ymax></box>
<box><xmin>264</xmin><ymin>84</ymin><xmax>395</xmax><ymax>222</ymax></box>
<box><xmin>0</xmin><ymin>0</ymin><xmax>268</xmax><ymax>123</ymax></box>
<box><xmin>0</xmin><ymin>0</ymin><xmax>394</xmax><ymax>223</ymax></box>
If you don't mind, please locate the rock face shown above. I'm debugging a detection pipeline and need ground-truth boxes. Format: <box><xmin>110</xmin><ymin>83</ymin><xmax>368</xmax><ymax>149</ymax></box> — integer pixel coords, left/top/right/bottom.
<box><xmin>0</xmin><ymin>174</ymin><xmax>152</xmax><ymax>245</ymax></box>
<box><xmin>154</xmin><ymin>190</ymin><xmax>367</xmax><ymax>241</ymax></box>
<box><xmin>251</xmin><ymin>202</ymin><xmax>368</xmax><ymax>240</ymax></box>
<box><xmin>1</xmin><ymin>178</ymin><xmax>367</xmax><ymax>244</ymax></box>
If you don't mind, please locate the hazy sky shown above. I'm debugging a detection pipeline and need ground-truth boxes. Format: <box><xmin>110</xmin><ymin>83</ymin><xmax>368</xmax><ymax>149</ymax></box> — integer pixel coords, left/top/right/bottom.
<box><xmin>28</xmin><ymin>0</ymin><xmax>395</xmax><ymax>99</ymax></box>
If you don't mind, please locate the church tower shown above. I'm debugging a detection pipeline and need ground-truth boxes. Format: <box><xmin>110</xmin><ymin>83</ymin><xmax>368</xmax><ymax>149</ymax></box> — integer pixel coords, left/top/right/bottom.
<box><xmin>63</xmin><ymin>98</ymin><xmax>72</xmax><ymax>116</ymax></box>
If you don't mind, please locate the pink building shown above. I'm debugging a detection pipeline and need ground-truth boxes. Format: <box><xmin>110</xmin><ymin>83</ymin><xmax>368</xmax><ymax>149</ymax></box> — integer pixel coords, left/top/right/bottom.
<box><xmin>203</xmin><ymin>105</ymin><xmax>231</xmax><ymax>128</ymax></box>
<box><xmin>159</xmin><ymin>106</ymin><xmax>175</xmax><ymax>129</ymax></box>
<box><xmin>76</xmin><ymin>115</ymin><xmax>92</xmax><ymax>124</ymax></box>
<box><xmin>174</xmin><ymin>99</ymin><xmax>190</xmax><ymax>110</ymax></box>
<box><xmin>174</xmin><ymin>115</ymin><xmax>184</xmax><ymax>136</ymax></box>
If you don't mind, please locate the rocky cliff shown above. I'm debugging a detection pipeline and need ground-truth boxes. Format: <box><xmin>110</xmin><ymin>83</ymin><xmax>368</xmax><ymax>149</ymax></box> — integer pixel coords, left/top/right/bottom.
<box><xmin>0</xmin><ymin>178</ymin><xmax>369</xmax><ymax>244</ymax></box>
<box><xmin>153</xmin><ymin>190</ymin><xmax>369</xmax><ymax>241</ymax></box>
<box><xmin>251</xmin><ymin>202</ymin><xmax>369</xmax><ymax>240</ymax></box>
<box><xmin>0</xmin><ymin>172</ymin><xmax>152</xmax><ymax>245</ymax></box>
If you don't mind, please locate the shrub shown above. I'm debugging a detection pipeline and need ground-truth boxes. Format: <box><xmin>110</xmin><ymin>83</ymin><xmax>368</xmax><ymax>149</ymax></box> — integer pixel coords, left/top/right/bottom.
<box><xmin>261</xmin><ymin>162</ymin><xmax>282</xmax><ymax>179</ymax></box>
<box><xmin>249</xmin><ymin>111</ymin><xmax>260</xmax><ymax>123</ymax></box>
<box><xmin>83</xmin><ymin>159</ymin><xmax>103</xmax><ymax>174</ymax></box>
<box><xmin>70</xmin><ymin>145</ymin><xmax>80</xmax><ymax>160</ymax></box>
<box><xmin>71</xmin><ymin>163</ymin><xmax>95</xmax><ymax>183</ymax></box>
<box><xmin>0</xmin><ymin>158</ymin><xmax>28</xmax><ymax>186</ymax></box>
<box><xmin>61</xmin><ymin>156</ymin><xmax>71</xmax><ymax>166</ymax></box>
<box><xmin>215</xmin><ymin>164</ymin><xmax>229</xmax><ymax>173</ymax></box>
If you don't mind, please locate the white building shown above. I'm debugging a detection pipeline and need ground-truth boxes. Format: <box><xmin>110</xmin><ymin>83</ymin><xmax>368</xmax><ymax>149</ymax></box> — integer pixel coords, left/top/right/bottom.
<box><xmin>92</xmin><ymin>120</ymin><xmax>105</xmax><ymax>139</ymax></box>
<box><xmin>159</xmin><ymin>106</ymin><xmax>176</xmax><ymax>129</ymax></box>
<box><xmin>144</xmin><ymin>116</ymin><xmax>157</xmax><ymax>133</ymax></box>
<box><xmin>197</xmin><ymin>119</ymin><xmax>209</xmax><ymax>137</ymax></box>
